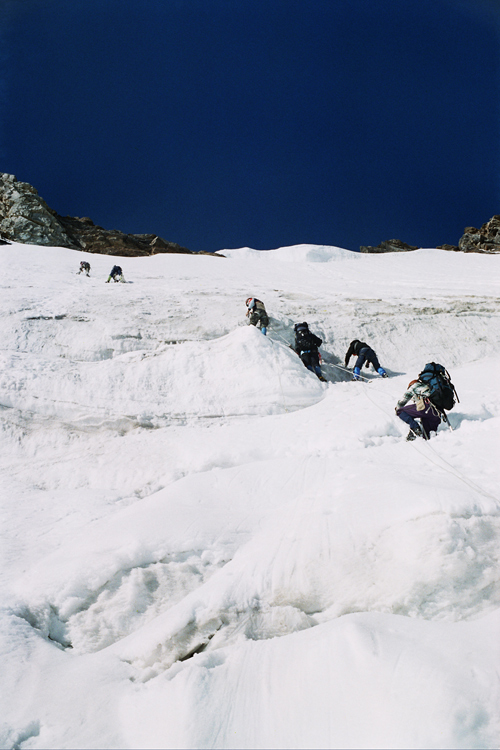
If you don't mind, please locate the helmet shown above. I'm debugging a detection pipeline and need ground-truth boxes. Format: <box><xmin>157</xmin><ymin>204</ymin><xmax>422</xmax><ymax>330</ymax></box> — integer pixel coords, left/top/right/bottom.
<box><xmin>294</xmin><ymin>322</ymin><xmax>308</xmax><ymax>331</ymax></box>
<box><xmin>246</xmin><ymin>298</ymin><xmax>253</xmax><ymax>306</ymax></box>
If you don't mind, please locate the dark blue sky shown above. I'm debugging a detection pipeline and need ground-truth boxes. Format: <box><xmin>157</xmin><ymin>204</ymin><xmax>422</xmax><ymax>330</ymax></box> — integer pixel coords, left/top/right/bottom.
<box><xmin>1</xmin><ymin>0</ymin><xmax>499</xmax><ymax>252</ymax></box>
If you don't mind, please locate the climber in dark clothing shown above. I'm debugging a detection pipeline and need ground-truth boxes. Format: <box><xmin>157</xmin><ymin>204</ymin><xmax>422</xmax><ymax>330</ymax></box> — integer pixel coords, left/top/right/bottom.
<box><xmin>294</xmin><ymin>322</ymin><xmax>326</xmax><ymax>382</ymax></box>
<box><xmin>344</xmin><ymin>339</ymin><xmax>387</xmax><ymax>380</ymax></box>
<box><xmin>78</xmin><ymin>261</ymin><xmax>91</xmax><ymax>276</ymax></box>
<box><xmin>106</xmin><ymin>265</ymin><xmax>124</xmax><ymax>283</ymax></box>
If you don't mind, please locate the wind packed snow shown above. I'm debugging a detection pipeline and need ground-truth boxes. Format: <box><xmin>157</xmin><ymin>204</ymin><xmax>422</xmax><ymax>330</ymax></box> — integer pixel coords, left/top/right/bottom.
<box><xmin>1</xmin><ymin>241</ymin><xmax>499</xmax><ymax>749</ymax></box>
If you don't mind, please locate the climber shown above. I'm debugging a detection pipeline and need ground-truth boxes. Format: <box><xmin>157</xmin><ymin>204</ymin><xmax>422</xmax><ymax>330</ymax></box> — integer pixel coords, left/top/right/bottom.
<box><xmin>395</xmin><ymin>378</ymin><xmax>441</xmax><ymax>441</ymax></box>
<box><xmin>78</xmin><ymin>261</ymin><xmax>91</xmax><ymax>276</ymax></box>
<box><xmin>245</xmin><ymin>297</ymin><xmax>269</xmax><ymax>335</ymax></box>
<box><xmin>106</xmin><ymin>265</ymin><xmax>125</xmax><ymax>283</ymax></box>
<box><xmin>293</xmin><ymin>322</ymin><xmax>326</xmax><ymax>382</ymax></box>
<box><xmin>344</xmin><ymin>339</ymin><xmax>387</xmax><ymax>380</ymax></box>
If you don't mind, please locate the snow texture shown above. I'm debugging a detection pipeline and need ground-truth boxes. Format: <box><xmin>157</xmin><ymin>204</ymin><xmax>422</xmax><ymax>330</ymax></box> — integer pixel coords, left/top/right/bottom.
<box><xmin>1</xmin><ymin>241</ymin><xmax>499</xmax><ymax>749</ymax></box>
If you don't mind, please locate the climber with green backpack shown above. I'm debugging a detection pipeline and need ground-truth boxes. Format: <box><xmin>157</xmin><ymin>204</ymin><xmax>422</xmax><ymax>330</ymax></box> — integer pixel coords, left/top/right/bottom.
<box><xmin>395</xmin><ymin>363</ymin><xmax>459</xmax><ymax>441</ymax></box>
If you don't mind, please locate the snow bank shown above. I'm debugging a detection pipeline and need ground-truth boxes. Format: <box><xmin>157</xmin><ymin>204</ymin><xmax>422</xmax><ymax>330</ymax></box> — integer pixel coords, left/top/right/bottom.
<box><xmin>219</xmin><ymin>243</ymin><xmax>358</xmax><ymax>262</ymax></box>
<box><xmin>122</xmin><ymin>610</ymin><xmax>500</xmax><ymax>750</ymax></box>
<box><xmin>0</xmin><ymin>326</ymin><xmax>325</xmax><ymax>421</ymax></box>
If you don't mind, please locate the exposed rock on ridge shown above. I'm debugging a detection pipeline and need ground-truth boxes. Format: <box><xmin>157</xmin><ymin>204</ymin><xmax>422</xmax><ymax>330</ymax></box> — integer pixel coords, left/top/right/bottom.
<box><xmin>0</xmin><ymin>173</ymin><xmax>74</xmax><ymax>248</ymax></box>
<box><xmin>360</xmin><ymin>217</ymin><xmax>500</xmax><ymax>254</ymax></box>
<box><xmin>54</xmin><ymin>214</ymin><xmax>192</xmax><ymax>257</ymax></box>
<box><xmin>0</xmin><ymin>173</ymin><xmax>193</xmax><ymax>256</ymax></box>
<box><xmin>359</xmin><ymin>239</ymin><xmax>419</xmax><ymax>254</ymax></box>
<box><xmin>458</xmin><ymin>215</ymin><xmax>500</xmax><ymax>254</ymax></box>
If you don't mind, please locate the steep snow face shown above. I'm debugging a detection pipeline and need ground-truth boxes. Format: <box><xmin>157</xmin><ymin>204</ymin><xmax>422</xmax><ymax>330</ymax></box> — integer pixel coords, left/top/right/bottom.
<box><xmin>0</xmin><ymin>242</ymin><xmax>499</xmax><ymax>749</ymax></box>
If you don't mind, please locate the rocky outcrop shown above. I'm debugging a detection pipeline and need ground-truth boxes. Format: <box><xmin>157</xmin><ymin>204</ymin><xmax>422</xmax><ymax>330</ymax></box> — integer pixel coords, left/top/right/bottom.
<box><xmin>360</xmin><ymin>217</ymin><xmax>500</xmax><ymax>254</ymax></box>
<box><xmin>359</xmin><ymin>239</ymin><xmax>419</xmax><ymax>253</ymax></box>
<box><xmin>436</xmin><ymin>243</ymin><xmax>460</xmax><ymax>252</ymax></box>
<box><xmin>457</xmin><ymin>215</ymin><xmax>500</xmax><ymax>254</ymax></box>
<box><xmin>0</xmin><ymin>173</ymin><xmax>76</xmax><ymax>248</ymax></box>
<box><xmin>53</xmin><ymin>214</ymin><xmax>192</xmax><ymax>256</ymax></box>
<box><xmin>0</xmin><ymin>173</ymin><xmax>193</xmax><ymax>256</ymax></box>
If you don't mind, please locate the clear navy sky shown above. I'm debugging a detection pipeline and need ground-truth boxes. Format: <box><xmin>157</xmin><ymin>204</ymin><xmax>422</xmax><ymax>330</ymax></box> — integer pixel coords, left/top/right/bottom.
<box><xmin>1</xmin><ymin>0</ymin><xmax>499</xmax><ymax>253</ymax></box>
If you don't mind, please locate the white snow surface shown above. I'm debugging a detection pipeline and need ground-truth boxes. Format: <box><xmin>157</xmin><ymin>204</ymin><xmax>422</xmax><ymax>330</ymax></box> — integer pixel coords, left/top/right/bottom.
<box><xmin>1</xmin><ymin>241</ymin><xmax>500</xmax><ymax>749</ymax></box>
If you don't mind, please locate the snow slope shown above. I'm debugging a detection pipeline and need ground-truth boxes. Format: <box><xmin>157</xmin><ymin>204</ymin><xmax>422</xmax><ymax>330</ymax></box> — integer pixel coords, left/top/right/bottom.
<box><xmin>1</xmin><ymin>241</ymin><xmax>499</xmax><ymax>749</ymax></box>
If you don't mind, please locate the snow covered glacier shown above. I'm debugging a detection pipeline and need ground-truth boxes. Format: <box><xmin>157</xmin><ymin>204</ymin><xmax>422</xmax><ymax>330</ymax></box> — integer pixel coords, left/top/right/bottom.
<box><xmin>0</xmin><ymin>241</ymin><xmax>499</xmax><ymax>749</ymax></box>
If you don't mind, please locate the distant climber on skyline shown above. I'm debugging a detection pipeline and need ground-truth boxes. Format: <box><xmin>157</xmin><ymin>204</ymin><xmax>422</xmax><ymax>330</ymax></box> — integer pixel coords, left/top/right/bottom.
<box><xmin>106</xmin><ymin>265</ymin><xmax>125</xmax><ymax>283</ymax></box>
<box><xmin>78</xmin><ymin>261</ymin><xmax>91</xmax><ymax>276</ymax></box>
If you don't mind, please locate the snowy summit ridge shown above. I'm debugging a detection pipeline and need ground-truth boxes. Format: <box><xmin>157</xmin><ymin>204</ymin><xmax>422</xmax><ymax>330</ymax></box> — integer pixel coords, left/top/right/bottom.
<box><xmin>1</xmin><ymin>240</ymin><xmax>500</xmax><ymax>749</ymax></box>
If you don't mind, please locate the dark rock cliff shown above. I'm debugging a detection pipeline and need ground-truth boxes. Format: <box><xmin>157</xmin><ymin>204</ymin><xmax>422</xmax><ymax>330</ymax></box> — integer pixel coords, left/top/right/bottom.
<box><xmin>0</xmin><ymin>173</ymin><xmax>193</xmax><ymax>256</ymax></box>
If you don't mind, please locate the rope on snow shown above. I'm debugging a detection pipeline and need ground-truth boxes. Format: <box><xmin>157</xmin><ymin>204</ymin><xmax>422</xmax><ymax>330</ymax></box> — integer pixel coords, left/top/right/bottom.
<box><xmin>269</xmin><ymin>333</ymin><xmax>497</xmax><ymax>504</ymax></box>
<box><xmin>358</xmin><ymin>375</ymin><xmax>499</xmax><ymax>504</ymax></box>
